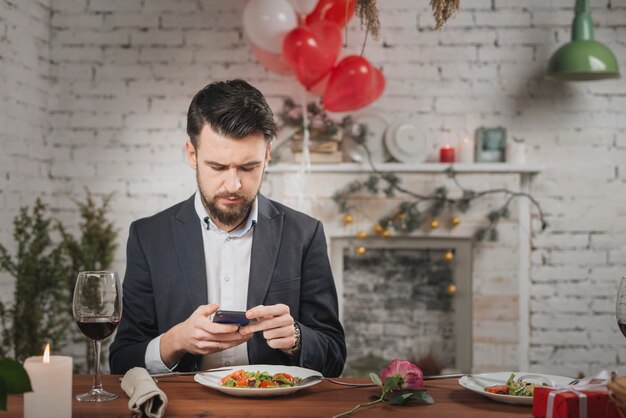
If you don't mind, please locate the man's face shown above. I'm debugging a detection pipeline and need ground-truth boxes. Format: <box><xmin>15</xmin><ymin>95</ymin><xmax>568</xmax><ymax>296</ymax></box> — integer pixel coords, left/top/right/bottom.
<box><xmin>185</xmin><ymin>124</ymin><xmax>271</xmax><ymax>229</ymax></box>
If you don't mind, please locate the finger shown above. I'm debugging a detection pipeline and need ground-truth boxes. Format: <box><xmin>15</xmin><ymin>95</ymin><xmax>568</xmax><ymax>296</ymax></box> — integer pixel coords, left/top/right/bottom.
<box><xmin>262</xmin><ymin>325</ymin><xmax>293</xmax><ymax>341</ymax></box>
<box><xmin>212</xmin><ymin>331</ymin><xmax>253</xmax><ymax>342</ymax></box>
<box><xmin>193</xmin><ymin>336</ymin><xmax>251</xmax><ymax>355</ymax></box>
<box><xmin>195</xmin><ymin>303</ymin><xmax>219</xmax><ymax>317</ymax></box>
<box><xmin>212</xmin><ymin>338</ymin><xmax>250</xmax><ymax>352</ymax></box>
<box><xmin>266</xmin><ymin>336</ymin><xmax>294</xmax><ymax>350</ymax></box>
<box><xmin>203</xmin><ymin>322</ymin><xmax>240</xmax><ymax>334</ymax></box>
<box><xmin>246</xmin><ymin>304</ymin><xmax>289</xmax><ymax>320</ymax></box>
<box><xmin>240</xmin><ymin>315</ymin><xmax>292</xmax><ymax>335</ymax></box>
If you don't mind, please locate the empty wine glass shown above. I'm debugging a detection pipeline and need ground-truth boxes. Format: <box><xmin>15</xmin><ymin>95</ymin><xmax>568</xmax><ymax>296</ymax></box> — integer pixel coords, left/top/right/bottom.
<box><xmin>616</xmin><ymin>277</ymin><xmax>626</xmax><ymax>338</ymax></box>
<box><xmin>73</xmin><ymin>271</ymin><xmax>122</xmax><ymax>402</ymax></box>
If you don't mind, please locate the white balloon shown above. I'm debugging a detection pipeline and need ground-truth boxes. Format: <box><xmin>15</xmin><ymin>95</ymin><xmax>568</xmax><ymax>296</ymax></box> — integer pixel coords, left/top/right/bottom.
<box><xmin>287</xmin><ymin>0</ymin><xmax>318</xmax><ymax>15</ymax></box>
<box><xmin>243</xmin><ymin>0</ymin><xmax>297</xmax><ymax>54</ymax></box>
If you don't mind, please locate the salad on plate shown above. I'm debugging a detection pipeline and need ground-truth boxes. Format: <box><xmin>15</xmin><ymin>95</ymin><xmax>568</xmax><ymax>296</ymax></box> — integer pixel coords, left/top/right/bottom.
<box><xmin>220</xmin><ymin>369</ymin><xmax>302</xmax><ymax>388</ymax></box>
<box><xmin>484</xmin><ymin>373</ymin><xmax>550</xmax><ymax>396</ymax></box>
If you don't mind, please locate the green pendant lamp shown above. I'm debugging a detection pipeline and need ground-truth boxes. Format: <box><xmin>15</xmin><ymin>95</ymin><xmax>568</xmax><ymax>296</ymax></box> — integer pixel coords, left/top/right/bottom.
<box><xmin>547</xmin><ymin>0</ymin><xmax>620</xmax><ymax>81</ymax></box>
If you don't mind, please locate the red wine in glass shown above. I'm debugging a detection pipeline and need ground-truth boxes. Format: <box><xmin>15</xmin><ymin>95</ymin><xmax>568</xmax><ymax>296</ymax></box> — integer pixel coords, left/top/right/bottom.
<box><xmin>76</xmin><ymin>317</ymin><xmax>120</xmax><ymax>341</ymax></box>
<box><xmin>73</xmin><ymin>271</ymin><xmax>123</xmax><ymax>402</ymax></box>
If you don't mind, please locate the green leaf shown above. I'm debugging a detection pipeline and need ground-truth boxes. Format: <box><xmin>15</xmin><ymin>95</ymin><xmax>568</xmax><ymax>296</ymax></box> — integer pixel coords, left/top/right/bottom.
<box><xmin>370</xmin><ymin>373</ymin><xmax>382</xmax><ymax>387</ymax></box>
<box><xmin>487</xmin><ymin>210</ymin><xmax>500</xmax><ymax>222</ymax></box>
<box><xmin>388</xmin><ymin>392</ymin><xmax>414</xmax><ymax>405</ymax></box>
<box><xmin>0</xmin><ymin>359</ymin><xmax>32</xmax><ymax>411</ymax></box>
<box><xmin>0</xmin><ymin>359</ymin><xmax>32</xmax><ymax>394</ymax></box>
<box><xmin>382</xmin><ymin>376</ymin><xmax>402</xmax><ymax>393</ymax></box>
<box><xmin>408</xmin><ymin>390</ymin><xmax>435</xmax><ymax>404</ymax></box>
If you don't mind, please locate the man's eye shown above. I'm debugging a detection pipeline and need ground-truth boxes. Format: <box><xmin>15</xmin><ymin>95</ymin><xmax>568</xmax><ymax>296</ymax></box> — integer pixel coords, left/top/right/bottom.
<box><xmin>240</xmin><ymin>166</ymin><xmax>256</xmax><ymax>172</ymax></box>
<box><xmin>210</xmin><ymin>166</ymin><xmax>227</xmax><ymax>171</ymax></box>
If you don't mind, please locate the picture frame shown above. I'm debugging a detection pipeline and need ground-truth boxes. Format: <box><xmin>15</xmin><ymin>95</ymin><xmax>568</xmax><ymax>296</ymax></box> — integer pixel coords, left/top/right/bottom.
<box><xmin>475</xmin><ymin>127</ymin><xmax>506</xmax><ymax>163</ymax></box>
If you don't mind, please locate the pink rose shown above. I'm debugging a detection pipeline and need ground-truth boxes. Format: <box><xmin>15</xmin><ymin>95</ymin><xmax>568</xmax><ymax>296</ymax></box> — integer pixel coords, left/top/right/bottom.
<box><xmin>380</xmin><ymin>360</ymin><xmax>424</xmax><ymax>390</ymax></box>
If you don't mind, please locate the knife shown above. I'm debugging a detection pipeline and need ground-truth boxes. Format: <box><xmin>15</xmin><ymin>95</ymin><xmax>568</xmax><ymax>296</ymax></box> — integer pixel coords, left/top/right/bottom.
<box><xmin>117</xmin><ymin>367</ymin><xmax>234</xmax><ymax>382</ymax></box>
<box><xmin>150</xmin><ymin>367</ymin><xmax>234</xmax><ymax>378</ymax></box>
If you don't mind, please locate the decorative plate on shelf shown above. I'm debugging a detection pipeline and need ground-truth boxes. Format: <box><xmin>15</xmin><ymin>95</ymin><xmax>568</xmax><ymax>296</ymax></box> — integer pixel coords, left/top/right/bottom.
<box><xmin>384</xmin><ymin>120</ymin><xmax>431</xmax><ymax>163</ymax></box>
<box><xmin>458</xmin><ymin>372</ymin><xmax>574</xmax><ymax>405</ymax></box>
<box><xmin>194</xmin><ymin>364</ymin><xmax>323</xmax><ymax>397</ymax></box>
<box><xmin>343</xmin><ymin>112</ymin><xmax>389</xmax><ymax>163</ymax></box>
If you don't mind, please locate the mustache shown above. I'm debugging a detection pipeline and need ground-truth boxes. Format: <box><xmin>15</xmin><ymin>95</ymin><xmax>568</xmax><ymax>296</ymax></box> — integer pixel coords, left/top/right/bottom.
<box><xmin>214</xmin><ymin>192</ymin><xmax>247</xmax><ymax>200</ymax></box>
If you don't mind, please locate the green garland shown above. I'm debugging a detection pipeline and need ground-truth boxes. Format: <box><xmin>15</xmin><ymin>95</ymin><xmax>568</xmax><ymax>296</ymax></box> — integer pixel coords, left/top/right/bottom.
<box><xmin>332</xmin><ymin>127</ymin><xmax>547</xmax><ymax>242</ymax></box>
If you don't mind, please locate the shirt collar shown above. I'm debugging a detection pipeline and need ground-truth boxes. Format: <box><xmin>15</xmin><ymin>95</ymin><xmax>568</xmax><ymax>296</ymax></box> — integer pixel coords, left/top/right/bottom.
<box><xmin>193</xmin><ymin>190</ymin><xmax>258</xmax><ymax>237</ymax></box>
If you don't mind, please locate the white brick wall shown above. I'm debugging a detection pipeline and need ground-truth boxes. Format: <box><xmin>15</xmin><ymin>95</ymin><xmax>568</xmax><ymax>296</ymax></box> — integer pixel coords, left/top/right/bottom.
<box><xmin>2</xmin><ymin>0</ymin><xmax>626</xmax><ymax>376</ymax></box>
<box><xmin>0</xmin><ymin>0</ymin><xmax>52</xmax><ymax>304</ymax></box>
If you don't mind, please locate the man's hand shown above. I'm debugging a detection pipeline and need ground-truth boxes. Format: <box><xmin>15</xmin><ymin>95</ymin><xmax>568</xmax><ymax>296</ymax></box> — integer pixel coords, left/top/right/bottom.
<box><xmin>160</xmin><ymin>304</ymin><xmax>251</xmax><ymax>367</ymax></box>
<box><xmin>239</xmin><ymin>304</ymin><xmax>296</xmax><ymax>351</ymax></box>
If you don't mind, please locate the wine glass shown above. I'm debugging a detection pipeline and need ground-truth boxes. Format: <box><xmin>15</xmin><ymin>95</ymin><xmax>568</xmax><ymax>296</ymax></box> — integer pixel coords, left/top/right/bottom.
<box><xmin>616</xmin><ymin>277</ymin><xmax>626</xmax><ymax>338</ymax></box>
<box><xmin>73</xmin><ymin>271</ymin><xmax>122</xmax><ymax>402</ymax></box>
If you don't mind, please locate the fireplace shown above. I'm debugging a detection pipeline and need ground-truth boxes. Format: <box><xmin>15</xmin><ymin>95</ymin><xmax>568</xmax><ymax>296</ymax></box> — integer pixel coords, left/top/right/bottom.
<box><xmin>264</xmin><ymin>164</ymin><xmax>541</xmax><ymax>373</ymax></box>
<box><xmin>331</xmin><ymin>237</ymin><xmax>472</xmax><ymax>376</ymax></box>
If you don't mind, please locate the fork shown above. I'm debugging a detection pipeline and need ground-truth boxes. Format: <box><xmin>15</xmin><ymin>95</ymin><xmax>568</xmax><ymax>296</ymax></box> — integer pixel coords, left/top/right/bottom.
<box><xmin>298</xmin><ymin>373</ymin><xmax>467</xmax><ymax>388</ymax></box>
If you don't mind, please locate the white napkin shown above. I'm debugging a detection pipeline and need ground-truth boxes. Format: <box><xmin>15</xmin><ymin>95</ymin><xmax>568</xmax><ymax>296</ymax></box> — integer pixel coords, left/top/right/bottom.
<box><xmin>121</xmin><ymin>367</ymin><xmax>168</xmax><ymax>418</ymax></box>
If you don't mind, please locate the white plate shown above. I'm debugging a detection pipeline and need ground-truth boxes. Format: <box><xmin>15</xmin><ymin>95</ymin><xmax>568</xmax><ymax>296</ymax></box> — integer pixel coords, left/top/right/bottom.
<box><xmin>458</xmin><ymin>372</ymin><xmax>574</xmax><ymax>405</ymax></box>
<box><xmin>194</xmin><ymin>364</ymin><xmax>323</xmax><ymax>397</ymax></box>
<box><xmin>384</xmin><ymin>120</ymin><xmax>430</xmax><ymax>163</ymax></box>
<box><xmin>344</xmin><ymin>112</ymin><xmax>389</xmax><ymax>163</ymax></box>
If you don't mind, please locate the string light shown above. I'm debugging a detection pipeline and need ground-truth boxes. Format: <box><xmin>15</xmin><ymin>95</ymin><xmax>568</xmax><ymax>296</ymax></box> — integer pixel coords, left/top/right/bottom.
<box><xmin>446</xmin><ymin>283</ymin><xmax>457</xmax><ymax>295</ymax></box>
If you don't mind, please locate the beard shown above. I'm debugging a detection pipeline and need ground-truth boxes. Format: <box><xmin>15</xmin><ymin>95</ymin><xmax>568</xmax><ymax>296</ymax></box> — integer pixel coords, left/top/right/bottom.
<box><xmin>197</xmin><ymin>173</ymin><xmax>261</xmax><ymax>229</ymax></box>
<box><xmin>202</xmin><ymin>190</ymin><xmax>255</xmax><ymax>228</ymax></box>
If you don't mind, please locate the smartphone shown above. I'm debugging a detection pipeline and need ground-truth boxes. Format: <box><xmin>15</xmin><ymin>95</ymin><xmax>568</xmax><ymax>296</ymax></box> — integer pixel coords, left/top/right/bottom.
<box><xmin>213</xmin><ymin>310</ymin><xmax>255</xmax><ymax>326</ymax></box>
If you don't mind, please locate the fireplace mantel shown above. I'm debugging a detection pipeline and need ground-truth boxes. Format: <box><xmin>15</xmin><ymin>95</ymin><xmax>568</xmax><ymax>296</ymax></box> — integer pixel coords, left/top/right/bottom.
<box><xmin>267</xmin><ymin>162</ymin><xmax>544</xmax><ymax>174</ymax></box>
<box><xmin>262</xmin><ymin>165</ymin><xmax>543</xmax><ymax>372</ymax></box>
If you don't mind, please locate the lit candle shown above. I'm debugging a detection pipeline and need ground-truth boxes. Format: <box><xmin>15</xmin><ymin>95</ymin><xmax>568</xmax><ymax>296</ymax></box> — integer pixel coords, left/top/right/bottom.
<box><xmin>23</xmin><ymin>343</ymin><xmax>72</xmax><ymax>418</ymax></box>
<box><xmin>457</xmin><ymin>137</ymin><xmax>474</xmax><ymax>163</ymax></box>
<box><xmin>439</xmin><ymin>145</ymin><xmax>455</xmax><ymax>163</ymax></box>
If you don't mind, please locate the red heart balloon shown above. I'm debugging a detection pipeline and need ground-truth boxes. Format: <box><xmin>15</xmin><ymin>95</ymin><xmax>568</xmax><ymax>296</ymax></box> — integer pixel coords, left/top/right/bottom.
<box><xmin>323</xmin><ymin>55</ymin><xmax>385</xmax><ymax>112</ymax></box>
<box><xmin>306</xmin><ymin>0</ymin><xmax>355</xmax><ymax>28</ymax></box>
<box><xmin>283</xmin><ymin>21</ymin><xmax>342</xmax><ymax>89</ymax></box>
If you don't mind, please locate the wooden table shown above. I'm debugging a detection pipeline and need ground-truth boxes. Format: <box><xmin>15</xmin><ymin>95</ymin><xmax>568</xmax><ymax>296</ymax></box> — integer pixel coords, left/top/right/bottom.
<box><xmin>4</xmin><ymin>375</ymin><xmax>532</xmax><ymax>417</ymax></box>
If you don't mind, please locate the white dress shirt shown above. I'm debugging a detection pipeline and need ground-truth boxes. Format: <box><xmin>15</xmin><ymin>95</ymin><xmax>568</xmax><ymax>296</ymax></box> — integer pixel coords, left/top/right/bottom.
<box><xmin>144</xmin><ymin>190</ymin><xmax>257</xmax><ymax>373</ymax></box>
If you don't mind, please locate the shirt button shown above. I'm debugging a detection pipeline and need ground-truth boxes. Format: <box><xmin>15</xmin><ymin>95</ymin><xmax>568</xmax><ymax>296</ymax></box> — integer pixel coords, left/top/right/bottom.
<box><xmin>225</xmin><ymin>361</ymin><xmax>231</xmax><ymax>367</ymax></box>
<box><xmin>224</xmin><ymin>276</ymin><xmax>230</xmax><ymax>282</ymax></box>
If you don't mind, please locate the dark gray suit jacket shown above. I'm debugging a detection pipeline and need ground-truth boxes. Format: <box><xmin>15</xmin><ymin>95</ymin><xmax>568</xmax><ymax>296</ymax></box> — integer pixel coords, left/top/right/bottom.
<box><xmin>109</xmin><ymin>194</ymin><xmax>346</xmax><ymax>377</ymax></box>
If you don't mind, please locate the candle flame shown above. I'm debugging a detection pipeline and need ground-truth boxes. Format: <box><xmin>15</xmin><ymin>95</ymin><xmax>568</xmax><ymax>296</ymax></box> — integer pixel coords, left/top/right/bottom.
<box><xmin>43</xmin><ymin>342</ymin><xmax>51</xmax><ymax>363</ymax></box>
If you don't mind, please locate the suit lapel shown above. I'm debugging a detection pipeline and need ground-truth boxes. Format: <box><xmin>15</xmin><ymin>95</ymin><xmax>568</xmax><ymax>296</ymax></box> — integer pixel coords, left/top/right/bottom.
<box><xmin>172</xmin><ymin>195</ymin><xmax>208</xmax><ymax>309</ymax></box>
<box><xmin>247</xmin><ymin>195</ymin><xmax>283</xmax><ymax>309</ymax></box>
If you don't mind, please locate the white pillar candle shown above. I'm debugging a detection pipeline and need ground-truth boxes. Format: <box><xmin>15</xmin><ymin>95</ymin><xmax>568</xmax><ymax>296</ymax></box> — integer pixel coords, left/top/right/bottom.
<box><xmin>23</xmin><ymin>344</ymin><xmax>72</xmax><ymax>418</ymax></box>
<box><xmin>457</xmin><ymin>137</ymin><xmax>474</xmax><ymax>163</ymax></box>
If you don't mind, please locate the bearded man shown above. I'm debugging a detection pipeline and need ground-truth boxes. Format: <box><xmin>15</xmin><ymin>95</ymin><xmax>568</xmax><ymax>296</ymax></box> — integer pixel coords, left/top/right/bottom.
<box><xmin>109</xmin><ymin>80</ymin><xmax>346</xmax><ymax>377</ymax></box>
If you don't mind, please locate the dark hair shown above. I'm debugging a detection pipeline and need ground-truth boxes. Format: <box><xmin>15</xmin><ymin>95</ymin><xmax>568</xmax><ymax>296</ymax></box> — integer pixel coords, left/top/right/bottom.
<box><xmin>186</xmin><ymin>79</ymin><xmax>277</xmax><ymax>148</ymax></box>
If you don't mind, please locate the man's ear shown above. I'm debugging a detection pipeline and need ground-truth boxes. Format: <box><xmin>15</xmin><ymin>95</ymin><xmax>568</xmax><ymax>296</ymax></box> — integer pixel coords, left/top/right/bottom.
<box><xmin>185</xmin><ymin>140</ymin><xmax>197</xmax><ymax>169</ymax></box>
<box><xmin>265</xmin><ymin>143</ymin><xmax>272</xmax><ymax>166</ymax></box>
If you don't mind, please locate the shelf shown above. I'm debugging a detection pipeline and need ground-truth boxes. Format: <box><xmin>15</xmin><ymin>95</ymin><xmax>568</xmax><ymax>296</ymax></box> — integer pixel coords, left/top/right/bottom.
<box><xmin>266</xmin><ymin>163</ymin><xmax>544</xmax><ymax>174</ymax></box>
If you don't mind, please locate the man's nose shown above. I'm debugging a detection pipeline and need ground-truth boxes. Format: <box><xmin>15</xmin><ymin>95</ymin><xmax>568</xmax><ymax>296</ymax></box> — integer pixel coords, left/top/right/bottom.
<box><xmin>224</xmin><ymin>168</ymin><xmax>242</xmax><ymax>192</ymax></box>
